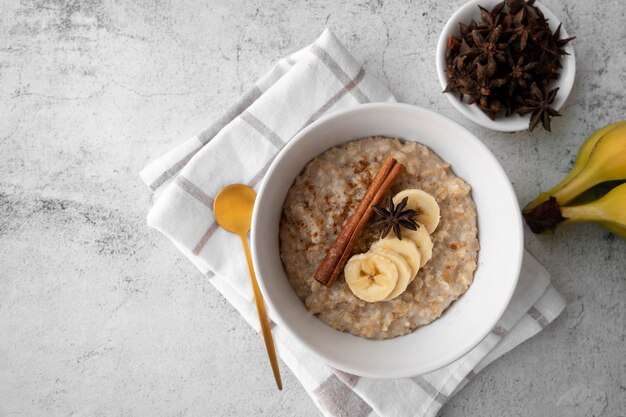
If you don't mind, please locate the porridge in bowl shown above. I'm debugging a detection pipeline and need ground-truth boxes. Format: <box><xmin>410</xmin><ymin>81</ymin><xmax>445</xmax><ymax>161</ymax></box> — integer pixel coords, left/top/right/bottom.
<box><xmin>279</xmin><ymin>136</ymin><xmax>479</xmax><ymax>340</ymax></box>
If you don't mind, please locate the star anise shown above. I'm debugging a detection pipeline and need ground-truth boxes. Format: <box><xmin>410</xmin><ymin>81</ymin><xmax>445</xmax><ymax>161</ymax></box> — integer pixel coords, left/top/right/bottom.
<box><xmin>528</xmin><ymin>19</ymin><xmax>552</xmax><ymax>46</ymax></box>
<box><xmin>371</xmin><ymin>195</ymin><xmax>419</xmax><ymax>240</ymax></box>
<box><xmin>517</xmin><ymin>83</ymin><xmax>561</xmax><ymax>131</ymax></box>
<box><xmin>444</xmin><ymin>63</ymin><xmax>478</xmax><ymax>100</ymax></box>
<box><xmin>443</xmin><ymin>0</ymin><xmax>574</xmax><ymax>132</ymax></box>
<box><xmin>509</xmin><ymin>7</ymin><xmax>534</xmax><ymax>50</ymax></box>
<box><xmin>505</xmin><ymin>55</ymin><xmax>538</xmax><ymax>96</ymax></box>
<box><xmin>506</xmin><ymin>0</ymin><xmax>541</xmax><ymax>20</ymax></box>
<box><xmin>473</xmin><ymin>62</ymin><xmax>507</xmax><ymax>119</ymax></box>
<box><xmin>544</xmin><ymin>24</ymin><xmax>576</xmax><ymax>56</ymax></box>
<box><xmin>470</xmin><ymin>25</ymin><xmax>508</xmax><ymax>65</ymax></box>
<box><xmin>458</xmin><ymin>19</ymin><xmax>479</xmax><ymax>38</ymax></box>
<box><xmin>536</xmin><ymin>53</ymin><xmax>561</xmax><ymax>80</ymax></box>
<box><xmin>477</xmin><ymin>5</ymin><xmax>502</xmax><ymax>33</ymax></box>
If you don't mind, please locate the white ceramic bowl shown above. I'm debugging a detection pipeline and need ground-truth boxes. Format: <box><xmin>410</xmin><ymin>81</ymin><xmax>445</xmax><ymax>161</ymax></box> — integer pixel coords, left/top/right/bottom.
<box><xmin>251</xmin><ymin>103</ymin><xmax>523</xmax><ymax>378</ymax></box>
<box><xmin>436</xmin><ymin>0</ymin><xmax>576</xmax><ymax>132</ymax></box>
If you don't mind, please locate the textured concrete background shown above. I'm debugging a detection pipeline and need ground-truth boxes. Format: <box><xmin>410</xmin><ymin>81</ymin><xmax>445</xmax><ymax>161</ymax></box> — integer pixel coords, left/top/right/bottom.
<box><xmin>1</xmin><ymin>0</ymin><xmax>624</xmax><ymax>416</ymax></box>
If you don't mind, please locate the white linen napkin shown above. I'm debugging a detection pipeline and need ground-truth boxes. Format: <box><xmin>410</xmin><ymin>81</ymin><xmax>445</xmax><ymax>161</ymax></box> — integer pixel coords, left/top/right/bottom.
<box><xmin>140</xmin><ymin>29</ymin><xmax>566</xmax><ymax>417</ymax></box>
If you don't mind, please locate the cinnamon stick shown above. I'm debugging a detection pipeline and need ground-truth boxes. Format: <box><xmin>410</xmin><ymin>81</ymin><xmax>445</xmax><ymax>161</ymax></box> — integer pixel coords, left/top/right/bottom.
<box><xmin>313</xmin><ymin>156</ymin><xmax>403</xmax><ymax>287</ymax></box>
<box><xmin>326</xmin><ymin>161</ymin><xmax>404</xmax><ymax>287</ymax></box>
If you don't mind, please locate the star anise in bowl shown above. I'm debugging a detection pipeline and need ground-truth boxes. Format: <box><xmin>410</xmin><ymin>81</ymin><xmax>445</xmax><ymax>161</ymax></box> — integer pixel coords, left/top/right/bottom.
<box><xmin>442</xmin><ymin>0</ymin><xmax>575</xmax><ymax>132</ymax></box>
<box><xmin>371</xmin><ymin>195</ymin><xmax>419</xmax><ymax>240</ymax></box>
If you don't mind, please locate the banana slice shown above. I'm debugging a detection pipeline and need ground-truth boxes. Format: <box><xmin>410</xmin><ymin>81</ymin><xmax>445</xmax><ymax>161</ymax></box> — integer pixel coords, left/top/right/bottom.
<box><xmin>393</xmin><ymin>189</ymin><xmax>440</xmax><ymax>234</ymax></box>
<box><xmin>344</xmin><ymin>253</ymin><xmax>398</xmax><ymax>302</ymax></box>
<box><xmin>371</xmin><ymin>237</ymin><xmax>421</xmax><ymax>277</ymax></box>
<box><xmin>370</xmin><ymin>248</ymin><xmax>413</xmax><ymax>301</ymax></box>
<box><xmin>397</xmin><ymin>223</ymin><xmax>433</xmax><ymax>267</ymax></box>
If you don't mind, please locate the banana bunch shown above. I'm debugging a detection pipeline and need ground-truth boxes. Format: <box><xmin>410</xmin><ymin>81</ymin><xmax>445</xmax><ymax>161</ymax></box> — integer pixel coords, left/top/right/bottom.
<box><xmin>523</xmin><ymin>121</ymin><xmax>626</xmax><ymax>238</ymax></box>
<box><xmin>345</xmin><ymin>190</ymin><xmax>440</xmax><ymax>302</ymax></box>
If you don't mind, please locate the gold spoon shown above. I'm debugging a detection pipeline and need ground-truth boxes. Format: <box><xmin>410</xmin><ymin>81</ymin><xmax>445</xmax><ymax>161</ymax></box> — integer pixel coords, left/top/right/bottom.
<box><xmin>213</xmin><ymin>184</ymin><xmax>283</xmax><ymax>390</ymax></box>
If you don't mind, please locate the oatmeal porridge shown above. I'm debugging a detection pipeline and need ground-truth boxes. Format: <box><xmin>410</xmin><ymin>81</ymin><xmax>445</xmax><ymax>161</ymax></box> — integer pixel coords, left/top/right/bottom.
<box><xmin>279</xmin><ymin>136</ymin><xmax>479</xmax><ymax>340</ymax></box>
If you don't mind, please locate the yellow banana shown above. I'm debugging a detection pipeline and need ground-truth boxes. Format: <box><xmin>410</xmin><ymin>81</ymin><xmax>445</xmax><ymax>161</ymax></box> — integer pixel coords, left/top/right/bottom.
<box><xmin>523</xmin><ymin>121</ymin><xmax>626</xmax><ymax>213</ymax></box>
<box><xmin>525</xmin><ymin>183</ymin><xmax>626</xmax><ymax>238</ymax></box>
<box><xmin>560</xmin><ymin>183</ymin><xmax>626</xmax><ymax>227</ymax></box>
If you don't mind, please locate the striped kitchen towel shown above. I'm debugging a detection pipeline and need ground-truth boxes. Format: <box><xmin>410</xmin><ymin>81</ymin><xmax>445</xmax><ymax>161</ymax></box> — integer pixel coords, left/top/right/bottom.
<box><xmin>141</xmin><ymin>29</ymin><xmax>566</xmax><ymax>417</ymax></box>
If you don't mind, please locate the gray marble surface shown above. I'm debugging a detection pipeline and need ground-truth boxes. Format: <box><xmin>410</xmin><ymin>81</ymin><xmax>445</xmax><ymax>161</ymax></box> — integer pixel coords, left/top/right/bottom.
<box><xmin>1</xmin><ymin>0</ymin><xmax>625</xmax><ymax>416</ymax></box>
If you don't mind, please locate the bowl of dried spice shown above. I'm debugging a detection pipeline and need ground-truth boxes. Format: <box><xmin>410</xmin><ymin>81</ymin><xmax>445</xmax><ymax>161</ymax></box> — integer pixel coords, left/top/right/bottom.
<box><xmin>436</xmin><ymin>0</ymin><xmax>576</xmax><ymax>132</ymax></box>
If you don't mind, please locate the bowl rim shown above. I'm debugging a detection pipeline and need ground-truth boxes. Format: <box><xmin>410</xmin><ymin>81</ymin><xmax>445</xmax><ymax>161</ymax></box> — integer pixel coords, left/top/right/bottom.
<box><xmin>251</xmin><ymin>102</ymin><xmax>524</xmax><ymax>378</ymax></box>
<box><xmin>435</xmin><ymin>0</ymin><xmax>576</xmax><ymax>132</ymax></box>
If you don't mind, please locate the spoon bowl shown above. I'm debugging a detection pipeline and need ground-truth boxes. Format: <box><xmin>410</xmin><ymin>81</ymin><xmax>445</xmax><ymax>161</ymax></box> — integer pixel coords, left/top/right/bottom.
<box><xmin>213</xmin><ymin>184</ymin><xmax>256</xmax><ymax>234</ymax></box>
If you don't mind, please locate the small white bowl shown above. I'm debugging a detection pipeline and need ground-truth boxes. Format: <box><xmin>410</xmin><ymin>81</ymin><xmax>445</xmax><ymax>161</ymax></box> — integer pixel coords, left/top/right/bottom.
<box><xmin>251</xmin><ymin>103</ymin><xmax>523</xmax><ymax>378</ymax></box>
<box><xmin>436</xmin><ymin>0</ymin><xmax>576</xmax><ymax>132</ymax></box>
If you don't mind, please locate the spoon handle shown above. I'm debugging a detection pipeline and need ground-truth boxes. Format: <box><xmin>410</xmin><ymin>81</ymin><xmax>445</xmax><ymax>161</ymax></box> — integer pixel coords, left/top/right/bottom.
<box><xmin>239</xmin><ymin>234</ymin><xmax>283</xmax><ymax>390</ymax></box>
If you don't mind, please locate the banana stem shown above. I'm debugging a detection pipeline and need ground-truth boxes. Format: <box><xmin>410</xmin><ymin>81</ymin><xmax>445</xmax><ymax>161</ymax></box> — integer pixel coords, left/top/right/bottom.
<box><xmin>522</xmin><ymin>197</ymin><xmax>566</xmax><ymax>234</ymax></box>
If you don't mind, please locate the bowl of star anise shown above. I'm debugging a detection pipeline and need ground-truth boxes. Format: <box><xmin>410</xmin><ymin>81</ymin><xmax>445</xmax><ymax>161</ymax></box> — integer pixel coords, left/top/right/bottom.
<box><xmin>436</xmin><ymin>0</ymin><xmax>575</xmax><ymax>132</ymax></box>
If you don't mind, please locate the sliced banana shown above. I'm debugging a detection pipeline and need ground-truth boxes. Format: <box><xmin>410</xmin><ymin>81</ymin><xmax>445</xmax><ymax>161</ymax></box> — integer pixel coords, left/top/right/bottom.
<box><xmin>371</xmin><ymin>237</ymin><xmax>421</xmax><ymax>277</ymax></box>
<box><xmin>370</xmin><ymin>248</ymin><xmax>413</xmax><ymax>301</ymax></box>
<box><xmin>343</xmin><ymin>189</ymin><xmax>440</xmax><ymax>302</ymax></box>
<box><xmin>397</xmin><ymin>223</ymin><xmax>433</xmax><ymax>267</ymax></box>
<box><xmin>393</xmin><ymin>189</ymin><xmax>440</xmax><ymax>234</ymax></box>
<box><xmin>344</xmin><ymin>253</ymin><xmax>398</xmax><ymax>302</ymax></box>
